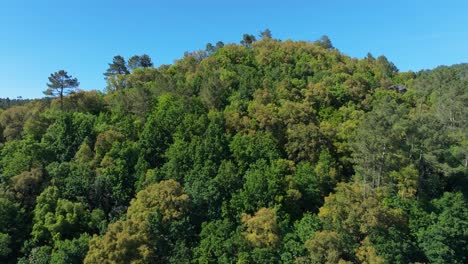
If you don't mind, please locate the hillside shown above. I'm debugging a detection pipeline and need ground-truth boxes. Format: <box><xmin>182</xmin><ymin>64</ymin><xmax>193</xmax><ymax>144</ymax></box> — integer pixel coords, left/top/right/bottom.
<box><xmin>0</xmin><ymin>36</ymin><xmax>467</xmax><ymax>263</ymax></box>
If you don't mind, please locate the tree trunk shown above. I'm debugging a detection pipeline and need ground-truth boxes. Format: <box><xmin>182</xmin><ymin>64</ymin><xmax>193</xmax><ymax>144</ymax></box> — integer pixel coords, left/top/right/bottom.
<box><xmin>60</xmin><ymin>87</ymin><xmax>64</xmax><ymax>110</ymax></box>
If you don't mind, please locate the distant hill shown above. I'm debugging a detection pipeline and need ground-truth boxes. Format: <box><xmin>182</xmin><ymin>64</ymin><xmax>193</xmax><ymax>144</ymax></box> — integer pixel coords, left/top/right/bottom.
<box><xmin>0</xmin><ymin>97</ymin><xmax>33</xmax><ymax>109</ymax></box>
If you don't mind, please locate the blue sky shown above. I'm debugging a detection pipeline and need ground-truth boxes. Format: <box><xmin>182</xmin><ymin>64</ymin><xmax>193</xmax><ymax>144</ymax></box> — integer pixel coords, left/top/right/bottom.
<box><xmin>1</xmin><ymin>0</ymin><xmax>467</xmax><ymax>98</ymax></box>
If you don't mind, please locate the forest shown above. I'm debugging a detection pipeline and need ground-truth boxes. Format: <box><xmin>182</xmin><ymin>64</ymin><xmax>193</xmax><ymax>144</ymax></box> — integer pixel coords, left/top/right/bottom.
<box><xmin>0</xmin><ymin>32</ymin><xmax>466</xmax><ymax>263</ymax></box>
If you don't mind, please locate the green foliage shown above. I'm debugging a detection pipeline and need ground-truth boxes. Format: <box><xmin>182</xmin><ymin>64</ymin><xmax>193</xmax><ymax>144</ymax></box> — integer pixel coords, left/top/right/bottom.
<box><xmin>128</xmin><ymin>54</ymin><xmax>153</xmax><ymax>71</ymax></box>
<box><xmin>413</xmin><ymin>192</ymin><xmax>468</xmax><ymax>263</ymax></box>
<box><xmin>84</xmin><ymin>179</ymin><xmax>190</xmax><ymax>263</ymax></box>
<box><xmin>233</xmin><ymin>159</ymin><xmax>297</xmax><ymax>213</ymax></box>
<box><xmin>309</xmin><ymin>182</ymin><xmax>413</xmax><ymax>263</ymax></box>
<box><xmin>0</xmin><ymin>105</ymin><xmax>28</xmax><ymax>141</ymax></box>
<box><xmin>49</xmin><ymin>233</ymin><xmax>91</xmax><ymax>264</ymax></box>
<box><xmin>0</xmin><ymin>233</ymin><xmax>11</xmax><ymax>257</ymax></box>
<box><xmin>104</xmin><ymin>55</ymin><xmax>129</xmax><ymax>77</ymax></box>
<box><xmin>194</xmin><ymin>219</ymin><xmax>241</xmax><ymax>263</ymax></box>
<box><xmin>1</xmin><ymin>36</ymin><xmax>466</xmax><ymax>263</ymax></box>
<box><xmin>31</xmin><ymin>186</ymin><xmax>102</xmax><ymax>246</ymax></box>
<box><xmin>229</xmin><ymin>131</ymin><xmax>280</xmax><ymax>172</ymax></box>
<box><xmin>0</xmin><ymin>98</ymin><xmax>33</xmax><ymax>110</ymax></box>
<box><xmin>0</xmin><ymin>138</ymin><xmax>44</xmax><ymax>178</ymax></box>
<box><xmin>352</xmin><ymin>94</ymin><xmax>410</xmax><ymax>189</ymax></box>
<box><xmin>137</xmin><ymin>94</ymin><xmax>194</xmax><ymax>171</ymax></box>
<box><xmin>0</xmin><ymin>197</ymin><xmax>25</xmax><ymax>260</ymax></box>
<box><xmin>95</xmin><ymin>140</ymin><xmax>138</xmax><ymax>213</ymax></box>
<box><xmin>19</xmin><ymin>246</ymin><xmax>52</xmax><ymax>264</ymax></box>
<box><xmin>281</xmin><ymin>213</ymin><xmax>321</xmax><ymax>263</ymax></box>
<box><xmin>42</xmin><ymin>112</ymin><xmax>95</xmax><ymax>162</ymax></box>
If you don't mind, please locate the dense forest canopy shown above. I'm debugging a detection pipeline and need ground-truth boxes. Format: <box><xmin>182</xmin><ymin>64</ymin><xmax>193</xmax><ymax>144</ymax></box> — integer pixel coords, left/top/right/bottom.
<box><xmin>0</xmin><ymin>33</ymin><xmax>467</xmax><ymax>263</ymax></box>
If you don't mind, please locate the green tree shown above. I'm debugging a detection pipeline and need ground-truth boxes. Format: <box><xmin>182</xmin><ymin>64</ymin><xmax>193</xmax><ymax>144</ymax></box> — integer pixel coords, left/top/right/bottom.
<box><xmin>104</xmin><ymin>55</ymin><xmax>130</xmax><ymax>91</ymax></box>
<box><xmin>95</xmin><ymin>140</ymin><xmax>138</xmax><ymax>213</ymax></box>
<box><xmin>137</xmin><ymin>94</ymin><xmax>192</xmax><ymax>172</ymax></box>
<box><xmin>303</xmin><ymin>231</ymin><xmax>348</xmax><ymax>264</ymax></box>
<box><xmin>352</xmin><ymin>95</ymin><xmax>409</xmax><ymax>190</ymax></box>
<box><xmin>0</xmin><ymin>233</ymin><xmax>11</xmax><ymax>258</ymax></box>
<box><xmin>18</xmin><ymin>246</ymin><xmax>51</xmax><ymax>264</ymax></box>
<box><xmin>233</xmin><ymin>159</ymin><xmax>298</xmax><ymax>213</ymax></box>
<box><xmin>310</xmin><ymin>182</ymin><xmax>412</xmax><ymax>263</ymax></box>
<box><xmin>0</xmin><ymin>197</ymin><xmax>25</xmax><ymax>261</ymax></box>
<box><xmin>128</xmin><ymin>54</ymin><xmax>154</xmax><ymax>71</ymax></box>
<box><xmin>259</xmin><ymin>29</ymin><xmax>272</xmax><ymax>40</ymax></box>
<box><xmin>241</xmin><ymin>34</ymin><xmax>256</xmax><ymax>47</ymax></box>
<box><xmin>44</xmin><ymin>70</ymin><xmax>79</xmax><ymax>110</ymax></box>
<box><xmin>314</xmin><ymin>35</ymin><xmax>334</xmax><ymax>49</ymax></box>
<box><xmin>30</xmin><ymin>186</ymin><xmax>102</xmax><ymax>245</ymax></box>
<box><xmin>414</xmin><ymin>192</ymin><xmax>468</xmax><ymax>263</ymax></box>
<box><xmin>104</xmin><ymin>55</ymin><xmax>129</xmax><ymax>77</ymax></box>
<box><xmin>281</xmin><ymin>213</ymin><xmax>321</xmax><ymax>263</ymax></box>
<box><xmin>85</xmin><ymin>179</ymin><xmax>190</xmax><ymax>264</ymax></box>
<box><xmin>0</xmin><ymin>138</ymin><xmax>45</xmax><ymax>178</ymax></box>
<box><xmin>229</xmin><ymin>131</ymin><xmax>280</xmax><ymax>173</ymax></box>
<box><xmin>193</xmin><ymin>219</ymin><xmax>241</xmax><ymax>263</ymax></box>
<box><xmin>50</xmin><ymin>234</ymin><xmax>91</xmax><ymax>264</ymax></box>
<box><xmin>42</xmin><ymin>112</ymin><xmax>95</xmax><ymax>162</ymax></box>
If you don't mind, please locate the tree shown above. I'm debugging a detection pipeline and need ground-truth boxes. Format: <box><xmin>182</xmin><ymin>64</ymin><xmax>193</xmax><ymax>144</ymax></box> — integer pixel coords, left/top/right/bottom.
<box><xmin>42</xmin><ymin>112</ymin><xmax>95</xmax><ymax>162</ymax></box>
<box><xmin>351</xmin><ymin>95</ymin><xmax>409</xmax><ymax>190</ymax></box>
<box><xmin>128</xmin><ymin>54</ymin><xmax>153</xmax><ymax>71</ymax></box>
<box><xmin>137</xmin><ymin>94</ymin><xmax>190</xmax><ymax>171</ymax></box>
<box><xmin>414</xmin><ymin>192</ymin><xmax>468</xmax><ymax>263</ymax></box>
<box><xmin>30</xmin><ymin>186</ymin><xmax>102</xmax><ymax>245</ymax></box>
<box><xmin>309</xmin><ymin>182</ymin><xmax>413</xmax><ymax>263</ymax></box>
<box><xmin>229</xmin><ymin>131</ymin><xmax>280</xmax><ymax>173</ymax></box>
<box><xmin>44</xmin><ymin>70</ymin><xmax>79</xmax><ymax>110</ymax></box>
<box><xmin>103</xmin><ymin>56</ymin><xmax>129</xmax><ymax>91</ymax></box>
<box><xmin>205</xmin><ymin>43</ymin><xmax>215</xmax><ymax>53</ymax></box>
<box><xmin>200</xmin><ymin>68</ymin><xmax>236</xmax><ymax>110</ymax></box>
<box><xmin>84</xmin><ymin>179</ymin><xmax>190</xmax><ymax>264</ymax></box>
<box><xmin>241</xmin><ymin>34</ymin><xmax>256</xmax><ymax>47</ymax></box>
<box><xmin>95</xmin><ymin>140</ymin><xmax>138</xmax><ymax>213</ymax></box>
<box><xmin>281</xmin><ymin>213</ymin><xmax>321</xmax><ymax>263</ymax></box>
<box><xmin>104</xmin><ymin>55</ymin><xmax>129</xmax><ymax>77</ymax></box>
<box><xmin>193</xmin><ymin>219</ymin><xmax>241</xmax><ymax>263</ymax></box>
<box><xmin>215</xmin><ymin>41</ymin><xmax>224</xmax><ymax>49</ymax></box>
<box><xmin>303</xmin><ymin>231</ymin><xmax>348</xmax><ymax>264</ymax></box>
<box><xmin>259</xmin><ymin>29</ymin><xmax>272</xmax><ymax>40</ymax></box>
<box><xmin>242</xmin><ymin>207</ymin><xmax>280</xmax><ymax>248</ymax></box>
<box><xmin>0</xmin><ymin>197</ymin><xmax>25</xmax><ymax>260</ymax></box>
<box><xmin>376</xmin><ymin>55</ymin><xmax>399</xmax><ymax>78</ymax></box>
<box><xmin>233</xmin><ymin>159</ymin><xmax>297</xmax><ymax>213</ymax></box>
<box><xmin>0</xmin><ymin>105</ymin><xmax>28</xmax><ymax>141</ymax></box>
<box><xmin>50</xmin><ymin>234</ymin><xmax>91</xmax><ymax>264</ymax></box>
<box><xmin>11</xmin><ymin>168</ymin><xmax>44</xmax><ymax>207</ymax></box>
<box><xmin>314</xmin><ymin>35</ymin><xmax>334</xmax><ymax>49</ymax></box>
<box><xmin>0</xmin><ymin>233</ymin><xmax>11</xmax><ymax>258</ymax></box>
<box><xmin>18</xmin><ymin>246</ymin><xmax>51</xmax><ymax>264</ymax></box>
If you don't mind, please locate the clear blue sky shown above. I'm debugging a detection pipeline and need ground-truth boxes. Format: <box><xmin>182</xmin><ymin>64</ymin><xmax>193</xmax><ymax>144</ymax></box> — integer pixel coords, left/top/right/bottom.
<box><xmin>1</xmin><ymin>0</ymin><xmax>467</xmax><ymax>98</ymax></box>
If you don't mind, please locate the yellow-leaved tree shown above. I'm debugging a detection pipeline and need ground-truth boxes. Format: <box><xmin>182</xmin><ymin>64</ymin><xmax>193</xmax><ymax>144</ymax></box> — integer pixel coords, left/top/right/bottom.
<box><xmin>242</xmin><ymin>207</ymin><xmax>279</xmax><ymax>248</ymax></box>
<box><xmin>84</xmin><ymin>179</ymin><xmax>189</xmax><ymax>264</ymax></box>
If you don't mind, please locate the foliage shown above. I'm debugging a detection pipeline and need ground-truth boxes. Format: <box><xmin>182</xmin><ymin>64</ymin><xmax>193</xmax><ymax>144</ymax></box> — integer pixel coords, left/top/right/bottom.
<box><xmin>84</xmin><ymin>179</ymin><xmax>190</xmax><ymax>263</ymax></box>
<box><xmin>0</xmin><ymin>34</ymin><xmax>466</xmax><ymax>263</ymax></box>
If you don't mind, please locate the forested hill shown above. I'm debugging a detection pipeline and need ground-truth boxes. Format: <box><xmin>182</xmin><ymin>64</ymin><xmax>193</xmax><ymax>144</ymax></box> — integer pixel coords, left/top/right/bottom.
<box><xmin>0</xmin><ymin>98</ymin><xmax>33</xmax><ymax>110</ymax></box>
<box><xmin>0</xmin><ymin>34</ymin><xmax>467</xmax><ymax>264</ymax></box>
